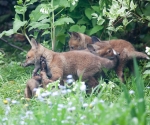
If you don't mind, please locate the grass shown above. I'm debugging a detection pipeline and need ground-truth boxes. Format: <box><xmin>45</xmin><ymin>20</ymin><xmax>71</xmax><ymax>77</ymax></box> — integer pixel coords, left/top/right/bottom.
<box><xmin>0</xmin><ymin>52</ymin><xmax>150</xmax><ymax>125</ymax></box>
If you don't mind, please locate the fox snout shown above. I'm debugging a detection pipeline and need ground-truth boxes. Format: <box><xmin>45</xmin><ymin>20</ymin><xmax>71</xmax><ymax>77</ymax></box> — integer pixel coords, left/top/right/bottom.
<box><xmin>22</xmin><ymin>60</ymin><xmax>34</xmax><ymax>67</ymax></box>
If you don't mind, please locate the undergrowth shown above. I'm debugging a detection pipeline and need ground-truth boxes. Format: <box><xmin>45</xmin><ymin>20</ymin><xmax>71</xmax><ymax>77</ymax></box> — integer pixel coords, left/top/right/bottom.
<box><xmin>0</xmin><ymin>51</ymin><xmax>150</xmax><ymax>125</ymax></box>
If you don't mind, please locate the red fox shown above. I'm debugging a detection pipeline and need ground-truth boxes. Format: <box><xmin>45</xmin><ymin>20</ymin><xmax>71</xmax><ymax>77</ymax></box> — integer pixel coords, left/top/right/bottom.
<box><xmin>87</xmin><ymin>39</ymin><xmax>149</xmax><ymax>82</ymax></box>
<box><xmin>68</xmin><ymin>32</ymin><xmax>149</xmax><ymax>82</ymax></box>
<box><xmin>68</xmin><ymin>32</ymin><xmax>99</xmax><ymax>50</ymax></box>
<box><xmin>23</xmin><ymin>38</ymin><xmax>118</xmax><ymax>88</ymax></box>
<box><xmin>24</xmin><ymin>75</ymin><xmax>41</xmax><ymax>98</ymax></box>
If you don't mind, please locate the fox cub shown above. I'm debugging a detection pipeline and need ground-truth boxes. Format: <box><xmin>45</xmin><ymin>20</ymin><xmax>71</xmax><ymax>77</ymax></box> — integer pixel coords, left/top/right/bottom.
<box><xmin>23</xmin><ymin>38</ymin><xmax>118</xmax><ymax>88</ymax></box>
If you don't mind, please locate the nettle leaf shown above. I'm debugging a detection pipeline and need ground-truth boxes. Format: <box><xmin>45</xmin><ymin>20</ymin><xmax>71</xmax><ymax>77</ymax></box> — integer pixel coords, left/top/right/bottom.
<box><xmin>123</xmin><ymin>18</ymin><xmax>128</xmax><ymax>26</ymax></box>
<box><xmin>42</xmin><ymin>30</ymin><xmax>51</xmax><ymax>36</ymax></box>
<box><xmin>69</xmin><ymin>25</ymin><xmax>86</xmax><ymax>33</ymax></box>
<box><xmin>14</xmin><ymin>5</ymin><xmax>27</xmax><ymax>15</ymax></box>
<box><xmin>85</xmin><ymin>8</ymin><xmax>94</xmax><ymax>20</ymax></box>
<box><xmin>0</xmin><ymin>29</ymin><xmax>14</xmax><ymax>38</ymax></box>
<box><xmin>29</xmin><ymin>22</ymin><xmax>49</xmax><ymax>31</ymax></box>
<box><xmin>97</xmin><ymin>17</ymin><xmax>105</xmax><ymax>25</ymax></box>
<box><xmin>54</xmin><ymin>17</ymin><xmax>74</xmax><ymax>26</ymax></box>
<box><xmin>148</xmin><ymin>22</ymin><xmax>150</xmax><ymax>27</ymax></box>
<box><xmin>54</xmin><ymin>0</ymin><xmax>70</xmax><ymax>8</ymax></box>
<box><xmin>26</xmin><ymin>0</ymin><xmax>38</xmax><ymax>5</ymax></box>
<box><xmin>29</xmin><ymin>4</ymin><xmax>48</xmax><ymax>22</ymax></box>
<box><xmin>130</xmin><ymin>1</ymin><xmax>137</xmax><ymax>10</ymax></box>
<box><xmin>91</xmin><ymin>6</ymin><xmax>100</xmax><ymax>13</ymax></box>
<box><xmin>143</xmin><ymin>70</ymin><xmax>150</xmax><ymax>74</ymax></box>
<box><xmin>89</xmin><ymin>25</ymin><xmax>103</xmax><ymax>35</ymax></box>
<box><xmin>13</xmin><ymin>19</ymin><xmax>27</xmax><ymax>33</ymax></box>
<box><xmin>107</xmin><ymin>26</ymin><xmax>116</xmax><ymax>32</ymax></box>
<box><xmin>145</xmin><ymin>62</ymin><xmax>150</xmax><ymax>68</ymax></box>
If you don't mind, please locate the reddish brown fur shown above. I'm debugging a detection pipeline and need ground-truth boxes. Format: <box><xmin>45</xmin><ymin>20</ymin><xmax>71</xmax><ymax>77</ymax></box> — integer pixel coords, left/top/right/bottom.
<box><xmin>68</xmin><ymin>32</ymin><xmax>149</xmax><ymax>82</ymax></box>
<box><xmin>89</xmin><ymin>40</ymin><xmax>149</xmax><ymax>82</ymax></box>
<box><xmin>24</xmin><ymin>38</ymin><xmax>118</xmax><ymax>90</ymax></box>
<box><xmin>68</xmin><ymin>32</ymin><xmax>92</xmax><ymax>50</ymax></box>
<box><xmin>24</xmin><ymin>75</ymin><xmax>41</xmax><ymax>98</ymax></box>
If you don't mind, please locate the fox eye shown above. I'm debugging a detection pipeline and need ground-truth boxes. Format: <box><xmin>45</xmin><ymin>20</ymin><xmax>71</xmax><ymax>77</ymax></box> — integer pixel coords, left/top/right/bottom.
<box><xmin>27</xmin><ymin>56</ymin><xmax>30</xmax><ymax>59</ymax></box>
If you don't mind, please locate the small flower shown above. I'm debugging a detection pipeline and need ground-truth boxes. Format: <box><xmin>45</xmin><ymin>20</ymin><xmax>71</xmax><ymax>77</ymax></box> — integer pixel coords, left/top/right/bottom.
<box><xmin>3</xmin><ymin>100</ymin><xmax>8</xmax><ymax>104</ymax></box>
<box><xmin>40</xmin><ymin>7</ymin><xmax>49</xmax><ymax>14</ymax></box>
<box><xmin>20</xmin><ymin>121</ymin><xmax>25</xmax><ymax>125</ymax></box>
<box><xmin>80</xmin><ymin>115</ymin><xmax>86</xmax><ymax>120</ymax></box>
<box><xmin>145</xmin><ymin>46</ymin><xmax>150</xmax><ymax>55</ymax></box>
<box><xmin>67</xmin><ymin>106</ymin><xmax>76</xmax><ymax>112</ymax></box>
<box><xmin>11</xmin><ymin>100</ymin><xmax>19</xmax><ymax>104</ymax></box>
<box><xmin>67</xmin><ymin>75</ymin><xmax>73</xmax><ymax>79</ymax></box>
<box><xmin>51</xmin><ymin>91</ymin><xmax>60</xmax><ymax>96</ymax></box>
<box><xmin>6</xmin><ymin>98</ymin><xmax>11</xmax><ymax>102</ymax></box>
<box><xmin>17</xmin><ymin>90</ymin><xmax>21</xmax><ymax>93</ymax></box>
<box><xmin>24</xmin><ymin>104</ymin><xmax>29</xmax><ymax>107</ymax></box>
<box><xmin>72</xmin><ymin>1</ymin><xmax>76</xmax><ymax>5</ymax></box>
<box><xmin>80</xmin><ymin>82</ymin><xmax>86</xmax><ymax>92</ymax></box>
<box><xmin>146</xmin><ymin>86</ymin><xmax>150</xmax><ymax>89</ymax></box>
<box><xmin>129</xmin><ymin>90</ymin><xmax>134</xmax><ymax>95</ymax></box>
<box><xmin>82</xmin><ymin>103</ymin><xmax>88</xmax><ymax>108</ymax></box>
<box><xmin>91</xmin><ymin>13</ymin><xmax>98</xmax><ymax>18</ymax></box>
<box><xmin>2</xmin><ymin>117</ymin><xmax>8</xmax><ymax>122</ymax></box>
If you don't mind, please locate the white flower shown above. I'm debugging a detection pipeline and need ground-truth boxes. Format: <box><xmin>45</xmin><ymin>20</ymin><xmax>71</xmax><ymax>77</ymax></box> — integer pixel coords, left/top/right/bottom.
<box><xmin>82</xmin><ymin>103</ymin><xmax>88</xmax><ymax>107</ymax></box>
<box><xmin>132</xmin><ymin>117</ymin><xmax>138</xmax><ymax>124</ymax></box>
<box><xmin>91</xmin><ymin>13</ymin><xmax>98</xmax><ymax>18</ymax></box>
<box><xmin>67</xmin><ymin>75</ymin><xmax>73</xmax><ymax>79</ymax></box>
<box><xmin>51</xmin><ymin>91</ymin><xmax>60</xmax><ymax>96</ymax></box>
<box><xmin>11</xmin><ymin>100</ymin><xmax>19</xmax><ymax>104</ymax></box>
<box><xmin>67</xmin><ymin>106</ymin><xmax>76</xmax><ymax>112</ymax></box>
<box><xmin>129</xmin><ymin>90</ymin><xmax>134</xmax><ymax>95</ymax></box>
<box><xmin>80</xmin><ymin>82</ymin><xmax>86</xmax><ymax>91</ymax></box>
<box><xmin>40</xmin><ymin>7</ymin><xmax>49</xmax><ymax>14</ymax></box>
<box><xmin>80</xmin><ymin>115</ymin><xmax>86</xmax><ymax>120</ymax></box>
<box><xmin>35</xmin><ymin>88</ymin><xmax>42</xmax><ymax>96</ymax></box>
<box><xmin>145</xmin><ymin>46</ymin><xmax>150</xmax><ymax>54</ymax></box>
<box><xmin>72</xmin><ymin>1</ymin><xmax>76</xmax><ymax>5</ymax></box>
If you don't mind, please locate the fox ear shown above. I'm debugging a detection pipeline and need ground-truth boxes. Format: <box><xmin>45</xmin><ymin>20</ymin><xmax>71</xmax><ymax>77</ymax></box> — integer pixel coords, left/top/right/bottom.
<box><xmin>87</xmin><ymin>44</ymin><xmax>99</xmax><ymax>52</ymax></box>
<box><xmin>69</xmin><ymin>32</ymin><xmax>81</xmax><ymax>41</ymax></box>
<box><xmin>91</xmin><ymin>36</ymin><xmax>101</xmax><ymax>43</ymax></box>
<box><xmin>31</xmin><ymin>38</ymin><xmax>38</xmax><ymax>49</ymax></box>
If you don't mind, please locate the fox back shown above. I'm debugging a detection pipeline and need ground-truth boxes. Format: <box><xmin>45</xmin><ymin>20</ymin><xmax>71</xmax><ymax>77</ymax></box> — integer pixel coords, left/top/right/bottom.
<box><xmin>24</xmin><ymin>38</ymin><xmax>118</xmax><ymax>83</ymax></box>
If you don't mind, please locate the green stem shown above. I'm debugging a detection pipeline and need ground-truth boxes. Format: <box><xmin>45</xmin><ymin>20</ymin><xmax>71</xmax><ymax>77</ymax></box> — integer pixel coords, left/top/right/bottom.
<box><xmin>55</xmin><ymin>8</ymin><xmax>64</xmax><ymax>17</ymax></box>
<box><xmin>51</xmin><ymin>0</ymin><xmax>55</xmax><ymax>50</ymax></box>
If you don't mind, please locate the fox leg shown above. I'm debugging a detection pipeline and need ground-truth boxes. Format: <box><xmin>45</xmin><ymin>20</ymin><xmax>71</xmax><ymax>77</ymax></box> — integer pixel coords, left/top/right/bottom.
<box><xmin>32</xmin><ymin>60</ymin><xmax>41</xmax><ymax>77</ymax></box>
<box><xmin>85</xmin><ymin>76</ymin><xmax>99</xmax><ymax>94</ymax></box>
<box><xmin>24</xmin><ymin>78</ymin><xmax>39</xmax><ymax>98</ymax></box>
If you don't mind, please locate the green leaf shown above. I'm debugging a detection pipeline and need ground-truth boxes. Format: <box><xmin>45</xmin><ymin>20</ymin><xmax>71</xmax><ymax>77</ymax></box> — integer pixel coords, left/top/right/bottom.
<box><xmin>54</xmin><ymin>17</ymin><xmax>74</xmax><ymax>26</ymax></box>
<box><xmin>54</xmin><ymin>0</ymin><xmax>70</xmax><ymax>8</ymax></box>
<box><xmin>145</xmin><ymin>62</ymin><xmax>150</xmax><ymax>68</ymax></box>
<box><xmin>148</xmin><ymin>22</ymin><xmax>150</xmax><ymax>27</ymax></box>
<box><xmin>91</xmin><ymin>6</ymin><xmax>100</xmax><ymax>13</ymax></box>
<box><xmin>143</xmin><ymin>70</ymin><xmax>150</xmax><ymax>74</ymax></box>
<box><xmin>42</xmin><ymin>31</ymin><xmax>51</xmax><ymax>36</ymax></box>
<box><xmin>85</xmin><ymin>8</ymin><xmax>94</xmax><ymax>20</ymax></box>
<box><xmin>13</xmin><ymin>19</ymin><xmax>27</xmax><ymax>33</ymax></box>
<box><xmin>89</xmin><ymin>25</ymin><xmax>103</xmax><ymax>35</ymax></box>
<box><xmin>29</xmin><ymin>4</ymin><xmax>48</xmax><ymax>22</ymax></box>
<box><xmin>29</xmin><ymin>22</ymin><xmax>49</xmax><ymax>31</ymax></box>
<box><xmin>97</xmin><ymin>17</ymin><xmax>105</xmax><ymax>25</ymax></box>
<box><xmin>123</xmin><ymin>18</ymin><xmax>128</xmax><ymax>26</ymax></box>
<box><xmin>26</xmin><ymin>0</ymin><xmax>38</xmax><ymax>5</ymax></box>
<box><xmin>130</xmin><ymin>1</ymin><xmax>137</xmax><ymax>10</ymax></box>
<box><xmin>0</xmin><ymin>29</ymin><xmax>14</xmax><ymax>38</ymax></box>
<box><xmin>69</xmin><ymin>25</ymin><xmax>86</xmax><ymax>33</ymax></box>
<box><xmin>14</xmin><ymin>5</ymin><xmax>27</xmax><ymax>15</ymax></box>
